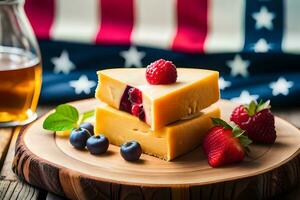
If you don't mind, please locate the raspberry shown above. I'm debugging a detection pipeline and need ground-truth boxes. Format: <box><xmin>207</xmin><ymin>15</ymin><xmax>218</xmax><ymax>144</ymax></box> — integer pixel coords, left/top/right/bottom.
<box><xmin>146</xmin><ymin>59</ymin><xmax>177</xmax><ymax>85</ymax></box>
<box><xmin>230</xmin><ymin>105</ymin><xmax>250</xmax><ymax>130</ymax></box>
<box><xmin>128</xmin><ymin>88</ymin><xmax>142</xmax><ymax>104</ymax></box>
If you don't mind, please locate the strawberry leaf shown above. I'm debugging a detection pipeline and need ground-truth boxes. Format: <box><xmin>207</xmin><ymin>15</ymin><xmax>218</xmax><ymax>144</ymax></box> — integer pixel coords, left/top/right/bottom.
<box><xmin>256</xmin><ymin>100</ymin><xmax>271</xmax><ymax>113</ymax></box>
<box><xmin>246</xmin><ymin>101</ymin><xmax>257</xmax><ymax>116</ymax></box>
<box><xmin>211</xmin><ymin>118</ymin><xmax>232</xmax><ymax>130</ymax></box>
<box><xmin>239</xmin><ymin>135</ymin><xmax>252</xmax><ymax>147</ymax></box>
<box><xmin>245</xmin><ymin>100</ymin><xmax>271</xmax><ymax>116</ymax></box>
<box><xmin>232</xmin><ymin>125</ymin><xmax>252</xmax><ymax>148</ymax></box>
<box><xmin>232</xmin><ymin>125</ymin><xmax>245</xmax><ymax>138</ymax></box>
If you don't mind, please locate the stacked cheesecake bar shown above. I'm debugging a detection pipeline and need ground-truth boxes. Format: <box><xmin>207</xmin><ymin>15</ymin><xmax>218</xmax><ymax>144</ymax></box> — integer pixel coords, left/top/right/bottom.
<box><xmin>94</xmin><ymin>68</ymin><xmax>220</xmax><ymax>161</ymax></box>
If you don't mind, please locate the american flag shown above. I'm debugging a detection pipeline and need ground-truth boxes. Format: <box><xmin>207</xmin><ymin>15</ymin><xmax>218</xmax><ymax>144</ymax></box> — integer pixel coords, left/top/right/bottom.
<box><xmin>25</xmin><ymin>0</ymin><xmax>300</xmax><ymax>107</ymax></box>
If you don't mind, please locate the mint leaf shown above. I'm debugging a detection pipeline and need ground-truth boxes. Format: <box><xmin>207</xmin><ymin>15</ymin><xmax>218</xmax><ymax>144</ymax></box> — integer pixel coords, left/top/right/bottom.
<box><xmin>43</xmin><ymin>113</ymin><xmax>76</xmax><ymax>131</ymax></box>
<box><xmin>79</xmin><ymin>110</ymin><xmax>95</xmax><ymax>124</ymax></box>
<box><xmin>56</xmin><ymin>104</ymin><xmax>79</xmax><ymax>122</ymax></box>
<box><xmin>43</xmin><ymin>104</ymin><xmax>79</xmax><ymax>131</ymax></box>
<box><xmin>211</xmin><ymin>118</ymin><xmax>232</xmax><ymax>130</ymax></box>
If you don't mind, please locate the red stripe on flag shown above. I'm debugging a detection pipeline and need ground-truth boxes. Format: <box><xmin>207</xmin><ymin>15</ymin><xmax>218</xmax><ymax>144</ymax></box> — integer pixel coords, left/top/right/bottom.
<box><xmin>172</xmin><ymin>0</ymin><xmax>208</xmax><ymax>53</ymax></box>
<box><xmin>25</xmin><ymin>0</ymin><xmax>55</xmax><ymax>40</ymax></box>
<box><xmin>95</xmin><ymin>0</ymin><xmax>134</xmax><ymax>45</ymax></box>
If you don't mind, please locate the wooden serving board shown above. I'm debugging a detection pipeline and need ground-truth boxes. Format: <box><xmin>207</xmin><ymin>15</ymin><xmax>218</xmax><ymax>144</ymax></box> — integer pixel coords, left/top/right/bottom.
<box><xmin>13</xmin><ymin>99</ymin><xmax>300</xmax><ymax>200</ymax></box>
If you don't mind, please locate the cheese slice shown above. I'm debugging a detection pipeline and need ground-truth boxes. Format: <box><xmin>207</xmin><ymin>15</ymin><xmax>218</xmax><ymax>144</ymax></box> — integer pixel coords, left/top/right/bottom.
<box><xmin>95</xmin><ymin>101</ymin><xmax>220</xmax><ymax>161</ymax></box>
<box><xmin>96</xmin><ymin>68</ymin><xmax>219</xmax><ymax>131</ymax></box>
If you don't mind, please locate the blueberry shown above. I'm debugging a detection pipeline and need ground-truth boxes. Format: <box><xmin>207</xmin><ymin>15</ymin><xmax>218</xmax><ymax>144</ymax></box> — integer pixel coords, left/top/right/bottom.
<box><xmin>69</xmin><ymin>128</ymin><xmax>91</xmax><ymax>149</ymax></box>
<box><xmin>79</xmin><ymin>122</ymin><xmax>94</xmax><ymax>135</ymax></box>
<box><xmin>86</xmin><ymin>135</ymin><xmax>109</xmax><ymax>155</ymax></box>
<box><xmin>120</xmin><ymin>141</ymin><xmax>142</xmax><ymax>161</ymax></box>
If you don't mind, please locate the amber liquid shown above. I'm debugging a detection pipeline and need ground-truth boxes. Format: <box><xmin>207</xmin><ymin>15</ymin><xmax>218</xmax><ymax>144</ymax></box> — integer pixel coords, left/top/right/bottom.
<box><xmin>0</xmin><ymin>48</ymin><xmax>42</xmax><ymax>123</ymax></box>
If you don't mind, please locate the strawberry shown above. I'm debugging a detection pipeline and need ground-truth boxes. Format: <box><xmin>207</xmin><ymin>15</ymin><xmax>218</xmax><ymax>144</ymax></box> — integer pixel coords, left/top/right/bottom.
<box><xmin>230</xmin><ymin>100</ymin><xmax>276</xmax><ymax>144</ymax></box>
<box><xmin>202</xmin><ymin>118</ymin><xmax>252</xmax><ymax>167</ymax></box>
<box><xmin>146</xmin><ymin>59</ymin><xmax>177</xmax><ymax>85</ymax></box>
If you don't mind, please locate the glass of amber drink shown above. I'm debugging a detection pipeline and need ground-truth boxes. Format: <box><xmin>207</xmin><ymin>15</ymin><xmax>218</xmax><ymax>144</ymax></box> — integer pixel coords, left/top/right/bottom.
<box><xmin>0</xmin><ymin>0</ymin><xmax>42</xmax><ymax>127</ymax></box>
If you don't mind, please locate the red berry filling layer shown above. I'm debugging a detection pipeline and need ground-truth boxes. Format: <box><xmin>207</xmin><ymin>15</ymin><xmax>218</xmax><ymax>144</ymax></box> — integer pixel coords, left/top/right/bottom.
<box><xmin>120</xmin><ymin>86</ymin><xmax>145</xmax><ymax>122</ymax></box>
<box><xmin>128</xmin><ymin>88</ymin><xmax>142</xmax><ymax>104</ymax></box>
<box><xmin>119</xmin><ymin>86</ymin><xmax>132</xmax><ymax>113</ymax></box>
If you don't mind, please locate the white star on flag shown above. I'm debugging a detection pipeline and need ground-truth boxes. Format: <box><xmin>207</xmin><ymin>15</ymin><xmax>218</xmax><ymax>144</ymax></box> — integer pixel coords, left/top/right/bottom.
<box><xmin>231</xmin><ymin>90</ymin><xmax>259</xmax><ymax>104</ymax></box>
<box><xmin>120</xmin><ymin>46</ymin><xmax>145</xmax><ymax>68</ymax></box>
<box><xmin>227</xmin><ymin>55</ymin><xmax>250</xmax><ymax>78</ymax></box>
<box><xmin>252</xmin><ymin>6</ymin><xmax>275</xmax><ymax>30</ymax></box>
<box><xmin>269</xmin><ymin>77</ymin><xmax>294</xmax><ymax>96</ymax></box>
<box><xmin>69</xmin><ymin>75</ymin><xmax>96</xmax><ymax>95</ymax></box>
<box><xmin>51</xmin><ymin>50</ymin><xmax>76</xmax><ymax>74</ymax></box>
<box><xmin>254</xmin><ymin>38</ymin><xmax>271</xmax><ymax>53</ymax></box>
<box><xmin>219</xmin><ymin>77</ymin><xmax>231</xmax><ymax>90</ymax></box>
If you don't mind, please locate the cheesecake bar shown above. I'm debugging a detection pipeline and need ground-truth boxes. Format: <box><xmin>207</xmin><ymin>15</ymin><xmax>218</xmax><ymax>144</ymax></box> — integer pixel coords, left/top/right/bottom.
<box><xmin>95</xmin><ymin>101</ymin><xmax>220</xmax><ymax>161</ymax></box>
<box><xmin>96</xmin><ymin>68</ymin><xmax>219</xmax><ymax>130</ymax></box>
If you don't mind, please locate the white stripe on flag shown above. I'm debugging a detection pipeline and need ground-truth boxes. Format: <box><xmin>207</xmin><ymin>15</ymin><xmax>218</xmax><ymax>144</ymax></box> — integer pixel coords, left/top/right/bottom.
<box><xmin>51</xmin><ymin>0</ymin><xmax>99</xmax><ymax>43</ymax></box>
<box><xmin>131</xmin><ymin>0</ymin><xmax>176</xmax><ymax>49</ymax></box>
<box><xmin>204</xmin><ymin>0</ymin><xmax>245</xmax><ymax>53</ymax></box>
<box><xmin>282</xmin><ymin>0</ymin><xmax>300</xmax><ymax>53</ymax></box>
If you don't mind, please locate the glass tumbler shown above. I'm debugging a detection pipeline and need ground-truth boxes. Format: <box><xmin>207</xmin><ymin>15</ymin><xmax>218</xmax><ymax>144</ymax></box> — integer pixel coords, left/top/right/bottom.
<box><xmin>0</xmin><ymin>0</ymin><xmax>42</xmax><ymax>127</ymax></box>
